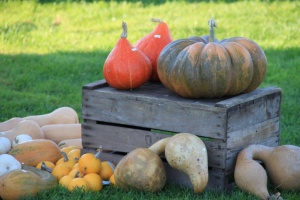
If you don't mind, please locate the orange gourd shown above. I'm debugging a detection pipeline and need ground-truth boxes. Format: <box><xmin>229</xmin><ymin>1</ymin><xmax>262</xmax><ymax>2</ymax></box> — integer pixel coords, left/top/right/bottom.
<box><xmin>135</xmin><ymin>18</ymin><xmax>173</xmax><ymax>82</ymax></box>
<box><xmin>56</xmin><ymin>152</ymin><xmax>77</xmax><ymax>168</ymax></box>
<box><xmin>9</xmin><ymin>139</ymin><xmax>62</xmax><ymax>166</ymax></box>
<box><xmin>83</xmin><ymin>173</ymin><xmax>103</xmax><ymax>191</ymax></box>
<box><xmin>78</xmin><ymin>148</ymin><xmax>102</xmax><ymax>175</ymax></box>
<box><xmin>103</xmin><ymin>21</ymin><xmax>152</xmax><ymax>90</ymax></box>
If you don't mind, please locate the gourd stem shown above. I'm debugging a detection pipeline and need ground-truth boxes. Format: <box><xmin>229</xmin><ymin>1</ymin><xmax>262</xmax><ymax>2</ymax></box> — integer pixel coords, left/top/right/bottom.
<box><xmin>95</xmin><ymin>145</ymin><xmax>103</xmax><ymax>159</ymax></box>
<box><xmin>61</xmin><ymin>151</ymin><xmax>69</xmax><ymax>162</ymax></box>
<box><xmin>120</xmin><ymin>21</ymin><xmax>127</xmax><ymax>38</ymax></box>
<box><xmin>208</xmin><ymin>19</ymin><xmax>217</xmax><ymax>43</ymax></box>
<box><xmin>41</xmin><ymin>162</ymin><xmax>53</xmax><ymax>173</ymax></box>
<box><xmin>148</xmin><ymin>137</ymin><xmax>170</xmax><ymax>155</ymax></box>
<box><xmin>151</xmin><ymin>18</ymin><xmax>162</xmax><ymax>23</ymax></box>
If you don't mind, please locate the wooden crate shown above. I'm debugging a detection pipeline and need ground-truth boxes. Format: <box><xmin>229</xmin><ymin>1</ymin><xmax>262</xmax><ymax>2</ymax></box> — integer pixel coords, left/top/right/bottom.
<box><xmin>82</xmin><ymin>79</ymin><xmax>281</xmax><ymax>190</ymax></box>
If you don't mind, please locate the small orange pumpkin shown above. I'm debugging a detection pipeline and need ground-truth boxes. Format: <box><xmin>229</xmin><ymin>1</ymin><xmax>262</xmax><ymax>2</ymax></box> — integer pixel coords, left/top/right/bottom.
<box><xmin>135</xmin><ymin>18</ymin><xmax>173</xmax><ymax>82</ymax></box>
<box><xmin>103</xmin><ymin>21</ymin><xmax>152</xmax><ymax>90</ymax></box>
<box><xmin>78</xmin><ymin>147</ymin><xmax>102</xmax><ymax>175</ymax></box>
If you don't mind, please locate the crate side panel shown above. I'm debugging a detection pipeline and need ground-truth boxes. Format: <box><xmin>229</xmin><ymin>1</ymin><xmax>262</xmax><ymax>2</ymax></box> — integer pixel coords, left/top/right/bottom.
<box><xmin>82</xmin><ymin>89</ymin><xmax>227</xmax><ymax>140</ymax></box>
<box><xmin>227</xmin><ymin>117</ymin><xmax>280</xmax><ymax>149</ymax></box>
<box><xmin>82</xmin><ymin>122</ymin><xmax>227</xmax><ymax>169</ymax></box>
<box><xmin>227</xmin><ymin>92</ymin><xmax>280</xmax><ymax>132</ymax></box>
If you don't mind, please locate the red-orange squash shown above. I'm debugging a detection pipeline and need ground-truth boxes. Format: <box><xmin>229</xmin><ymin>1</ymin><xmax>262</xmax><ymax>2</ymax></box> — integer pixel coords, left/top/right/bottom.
<box><xmin>135</xmin><ymin>18</ymin><xmax>173</xmax><ymax>82</ymax></box>
<box><xmin>157</xmin><ymin>19</ymin><xmax>267</xmax><ymax>98</ymax></box>
<box><xmin>103</xmin><ymin>21</ymin><xmax>152</xmax><ymax>90</ymax></box>
<box><xmin>9</xmin><ymin>139</ymin><xmax>62</xmax><ymax>166</ymax></box>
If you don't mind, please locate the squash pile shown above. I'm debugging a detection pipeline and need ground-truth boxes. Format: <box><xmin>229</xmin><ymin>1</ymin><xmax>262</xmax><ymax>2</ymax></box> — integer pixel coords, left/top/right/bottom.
<box><xmin>0</xmin><ymin>107</ymin><xmax>115</xmax><ymax>200</ymax></box>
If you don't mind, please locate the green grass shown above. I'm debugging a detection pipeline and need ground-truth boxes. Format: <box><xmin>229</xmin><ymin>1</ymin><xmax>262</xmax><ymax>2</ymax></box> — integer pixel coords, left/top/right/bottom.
<box><xmin>0</xmin><ymin>0</ymin><xmax>300</xmax><ymax>199</ymax></box>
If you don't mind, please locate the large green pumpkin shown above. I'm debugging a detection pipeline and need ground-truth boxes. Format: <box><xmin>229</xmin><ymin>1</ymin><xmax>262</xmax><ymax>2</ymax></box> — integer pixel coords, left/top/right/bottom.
<box><xmin>157</xmin><ymin>19</ymin><xmax>267</xmax><ymax>98</ymax></box>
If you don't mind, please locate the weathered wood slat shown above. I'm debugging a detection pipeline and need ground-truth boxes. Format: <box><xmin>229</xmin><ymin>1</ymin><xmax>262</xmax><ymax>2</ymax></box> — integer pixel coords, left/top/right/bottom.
<box><xmin>82</xmin><ymin>122</ymin><xmax>227</xmax><ymax>169</ymax></box>
<box><xmin>82</xmin><ymin>89</ymin><xmax>227</xmax><ymax>140</ymax></box>
<box><xmin>227</xmin><ymin>117</ymin><xmax>280</xmax><ymax>149</ymax></box>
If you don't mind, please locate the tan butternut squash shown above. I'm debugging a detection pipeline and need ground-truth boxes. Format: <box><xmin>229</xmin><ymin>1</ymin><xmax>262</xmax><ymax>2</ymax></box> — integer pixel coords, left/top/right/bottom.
<box><xmin>235</xmin><ymin>144</ymin><xmax>300</xmax><ymax>200</ymax></box>
<box><xmin>41</xmin><ymin>124</ymin><xmax>81</xmax><ymax>144</ymax></box>
<box><xmin>0</xmin><ymin>120</ymin><xmax>44</xmax><ymax>142</ymax></box>
<box><xmin>24</xmin><ymin>107</ymin><xmax>79</xmax><ymax>127</ymax></box>
<box><xmin>9</xmin><ymin>139</ymin><xmax>62</xmax><ymax>166</ymax></box>
<box><xmin>0</xmin><ymin>117</ymin><xmax>23</xmax><ymax>132</ymax></box>
<box><xmin>58</xmin><ymin>138</ymin><xmax>83</xmax><ymax>149</ymax></box>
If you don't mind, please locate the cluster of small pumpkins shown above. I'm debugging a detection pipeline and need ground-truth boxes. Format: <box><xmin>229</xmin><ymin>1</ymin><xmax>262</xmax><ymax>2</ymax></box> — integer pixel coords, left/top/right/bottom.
<box><xmin>103</xmin><ymin>18</ymin><xmax>267</xmax><ymax>98</ymax></box>
<box><xmin>0</xmin><ymin>107</ymin><xmax>115</xmax><ymax>200</ymax></box>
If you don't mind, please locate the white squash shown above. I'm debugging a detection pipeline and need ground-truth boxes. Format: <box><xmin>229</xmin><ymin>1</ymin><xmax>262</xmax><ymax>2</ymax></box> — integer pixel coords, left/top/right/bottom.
<box><xmin>0</xmin><ymin>137</ymin><xmax>11</xmax><ymax>154</ymax></box>
<box><xmin>12</xmin><ymin>134</ymin><xmax>33</xmax><ymax>148</ymax></box>
<box><xmin>0</xmin><ymin>154</ymin><xmax>21</xmax><ymax>177</ymax></box>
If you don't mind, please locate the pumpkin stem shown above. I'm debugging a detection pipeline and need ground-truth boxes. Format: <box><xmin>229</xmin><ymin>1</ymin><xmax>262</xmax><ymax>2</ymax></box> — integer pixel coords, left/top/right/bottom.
<box><xmin>151</xmin><ymin>18</ymin><xmax>162</xmax><ymax>23</ymax></box>
<box><xmin>41</xmin><ymin>162</ymin><xmax>53</xmax><ymax>173</ymax></box>
<box><xmin>61</xmin><ymin>151</ymin><xmax>69</xmax><ymax>162</ymax></box>
<box><xmin>95</xmin><ymin>145</ymin><xmax>103</xmax><ymax>159</ymax></box>
<box><xmin>208</xmin><ymin>19</ymin><xmax>217</xmax><ymax>42</ymax></box>
<box><xmin>120</xmin><ymin>21</ymin><xmax>128</xmax><ymax>38</ymax></box>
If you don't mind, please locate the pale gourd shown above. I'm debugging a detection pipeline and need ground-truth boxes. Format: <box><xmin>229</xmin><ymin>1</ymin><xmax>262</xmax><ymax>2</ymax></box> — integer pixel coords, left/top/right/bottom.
<box><xmin>0</xmin><ymin>120</ymin><xmax>44</xmax><ymax>142</ymax></box>
<box><xmin>235</xmin><ymin>144</ymin><xmax>300</xmax><ymax>200</ymax></box>
<box><xmin>149</xmin><ymin>133</ymin><xmax>208</xmax><ymax>193</ymax></box>
<box><xmin>114</xmin><ymin>148</ymin><xmax>166</xmax><ymax>192</ymax></box>
<box><xmin>41</xmin><ymin>124</ymin><xmax>81</xmax><ymax>144</ymax></box>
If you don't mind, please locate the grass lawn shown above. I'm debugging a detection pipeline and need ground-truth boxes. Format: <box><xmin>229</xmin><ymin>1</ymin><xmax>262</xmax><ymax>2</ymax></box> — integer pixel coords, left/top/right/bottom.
<box><xmin>1</xmin><ymin>0</ymin><xmax>300</xmax><ymax>199</ymax></box>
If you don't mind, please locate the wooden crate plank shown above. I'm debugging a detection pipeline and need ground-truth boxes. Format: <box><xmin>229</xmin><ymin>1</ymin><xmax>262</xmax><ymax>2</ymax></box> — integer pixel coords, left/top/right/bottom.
<box><xmin>82</xmin><ymin>89</ymin><xmax>227</xmax><ymax>140</ymax></box>
<box><xmin>215</xmin><ymin>87</ymin><xmax>281</xmax><ymax>110</ymax></box>
<box><xmin>227</xmin><ymin>117</ymin><xmax>280</xmax><ymax>149</ymax></box>
<box><xmin>225</xmin><ymin>137</ymin><xmax>280</xmax><ymax>172</ymax></box>
<box><xmin>82</xmin><ymin>122</ymin><xmax>227</xmax><ymax>169</ymax></box>
<box><xmin>227</xmin><ymin>95</ymin><xmax>280</xmax><ymax>132</ymax></box>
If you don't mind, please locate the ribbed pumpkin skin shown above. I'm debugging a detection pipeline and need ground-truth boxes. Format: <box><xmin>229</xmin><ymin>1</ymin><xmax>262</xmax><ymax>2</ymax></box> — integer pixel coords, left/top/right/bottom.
<box><xmin>222</xmin><ymin>37</ymin><xmax>267</xmax><ymax>93</ymax></box>
<box><xmin>135</xmin><ymin>19</ymin><xmax>173</xmax><ymax>82</ymax></box>
<box><xmin>157</xmin><ymin>21</ymin><xmax>267</xmax><ymax>98</ymax></box>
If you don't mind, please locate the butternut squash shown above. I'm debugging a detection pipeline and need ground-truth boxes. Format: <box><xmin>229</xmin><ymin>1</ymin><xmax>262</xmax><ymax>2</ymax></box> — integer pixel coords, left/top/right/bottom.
<box><xmin>41</xmin><ymin>124</ymin><xmax>81</xmax><ymax>144</ymax></box>
<box><xmin>9</xmin><ymin>139</ymin><xmax>62</xmax><ymax>166</ymax></box>
<box><xmin>235</xmin><ymin>144</ymin><xmax>300</xmax><ymax>200</ymax></box>
<box><xmin>58</xmin><ymin>138</ymin><xmax>83</xmax><ymax>149</ymax></box>
<box><xmin>0</xmin><ymin>117</ymin><xmax>23</xmax><ymax>132</ymax></box>
<box><xmin>24</xmin><ymin>107</ymin><xmax>79</xmax><ymax>127</ymax></box>
<box><xmin>0</xmin><ymin>107</ymin><xmax>79</xmax><ymax>132</ymax></box>
<box><xmin>0</xmin><ymin>120</ymin><xmax>44</xmax><ymax>142</ymax></box>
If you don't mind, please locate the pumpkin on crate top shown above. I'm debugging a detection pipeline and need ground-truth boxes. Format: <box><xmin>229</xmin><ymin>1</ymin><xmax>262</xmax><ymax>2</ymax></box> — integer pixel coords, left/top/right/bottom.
<box><xmin>103</xmin><ymin>21</ymin><xmax>152</xmax><ymax>90</ymax></box>
<box><xmin>135</xmin><ymin>18</ymin><xmax>173</xmax><ymax>82</ymax></box>
<box><xmin>157</xmin><ymin>19</ymin><xmax>267</xmax><ymax>98</ymax></box>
